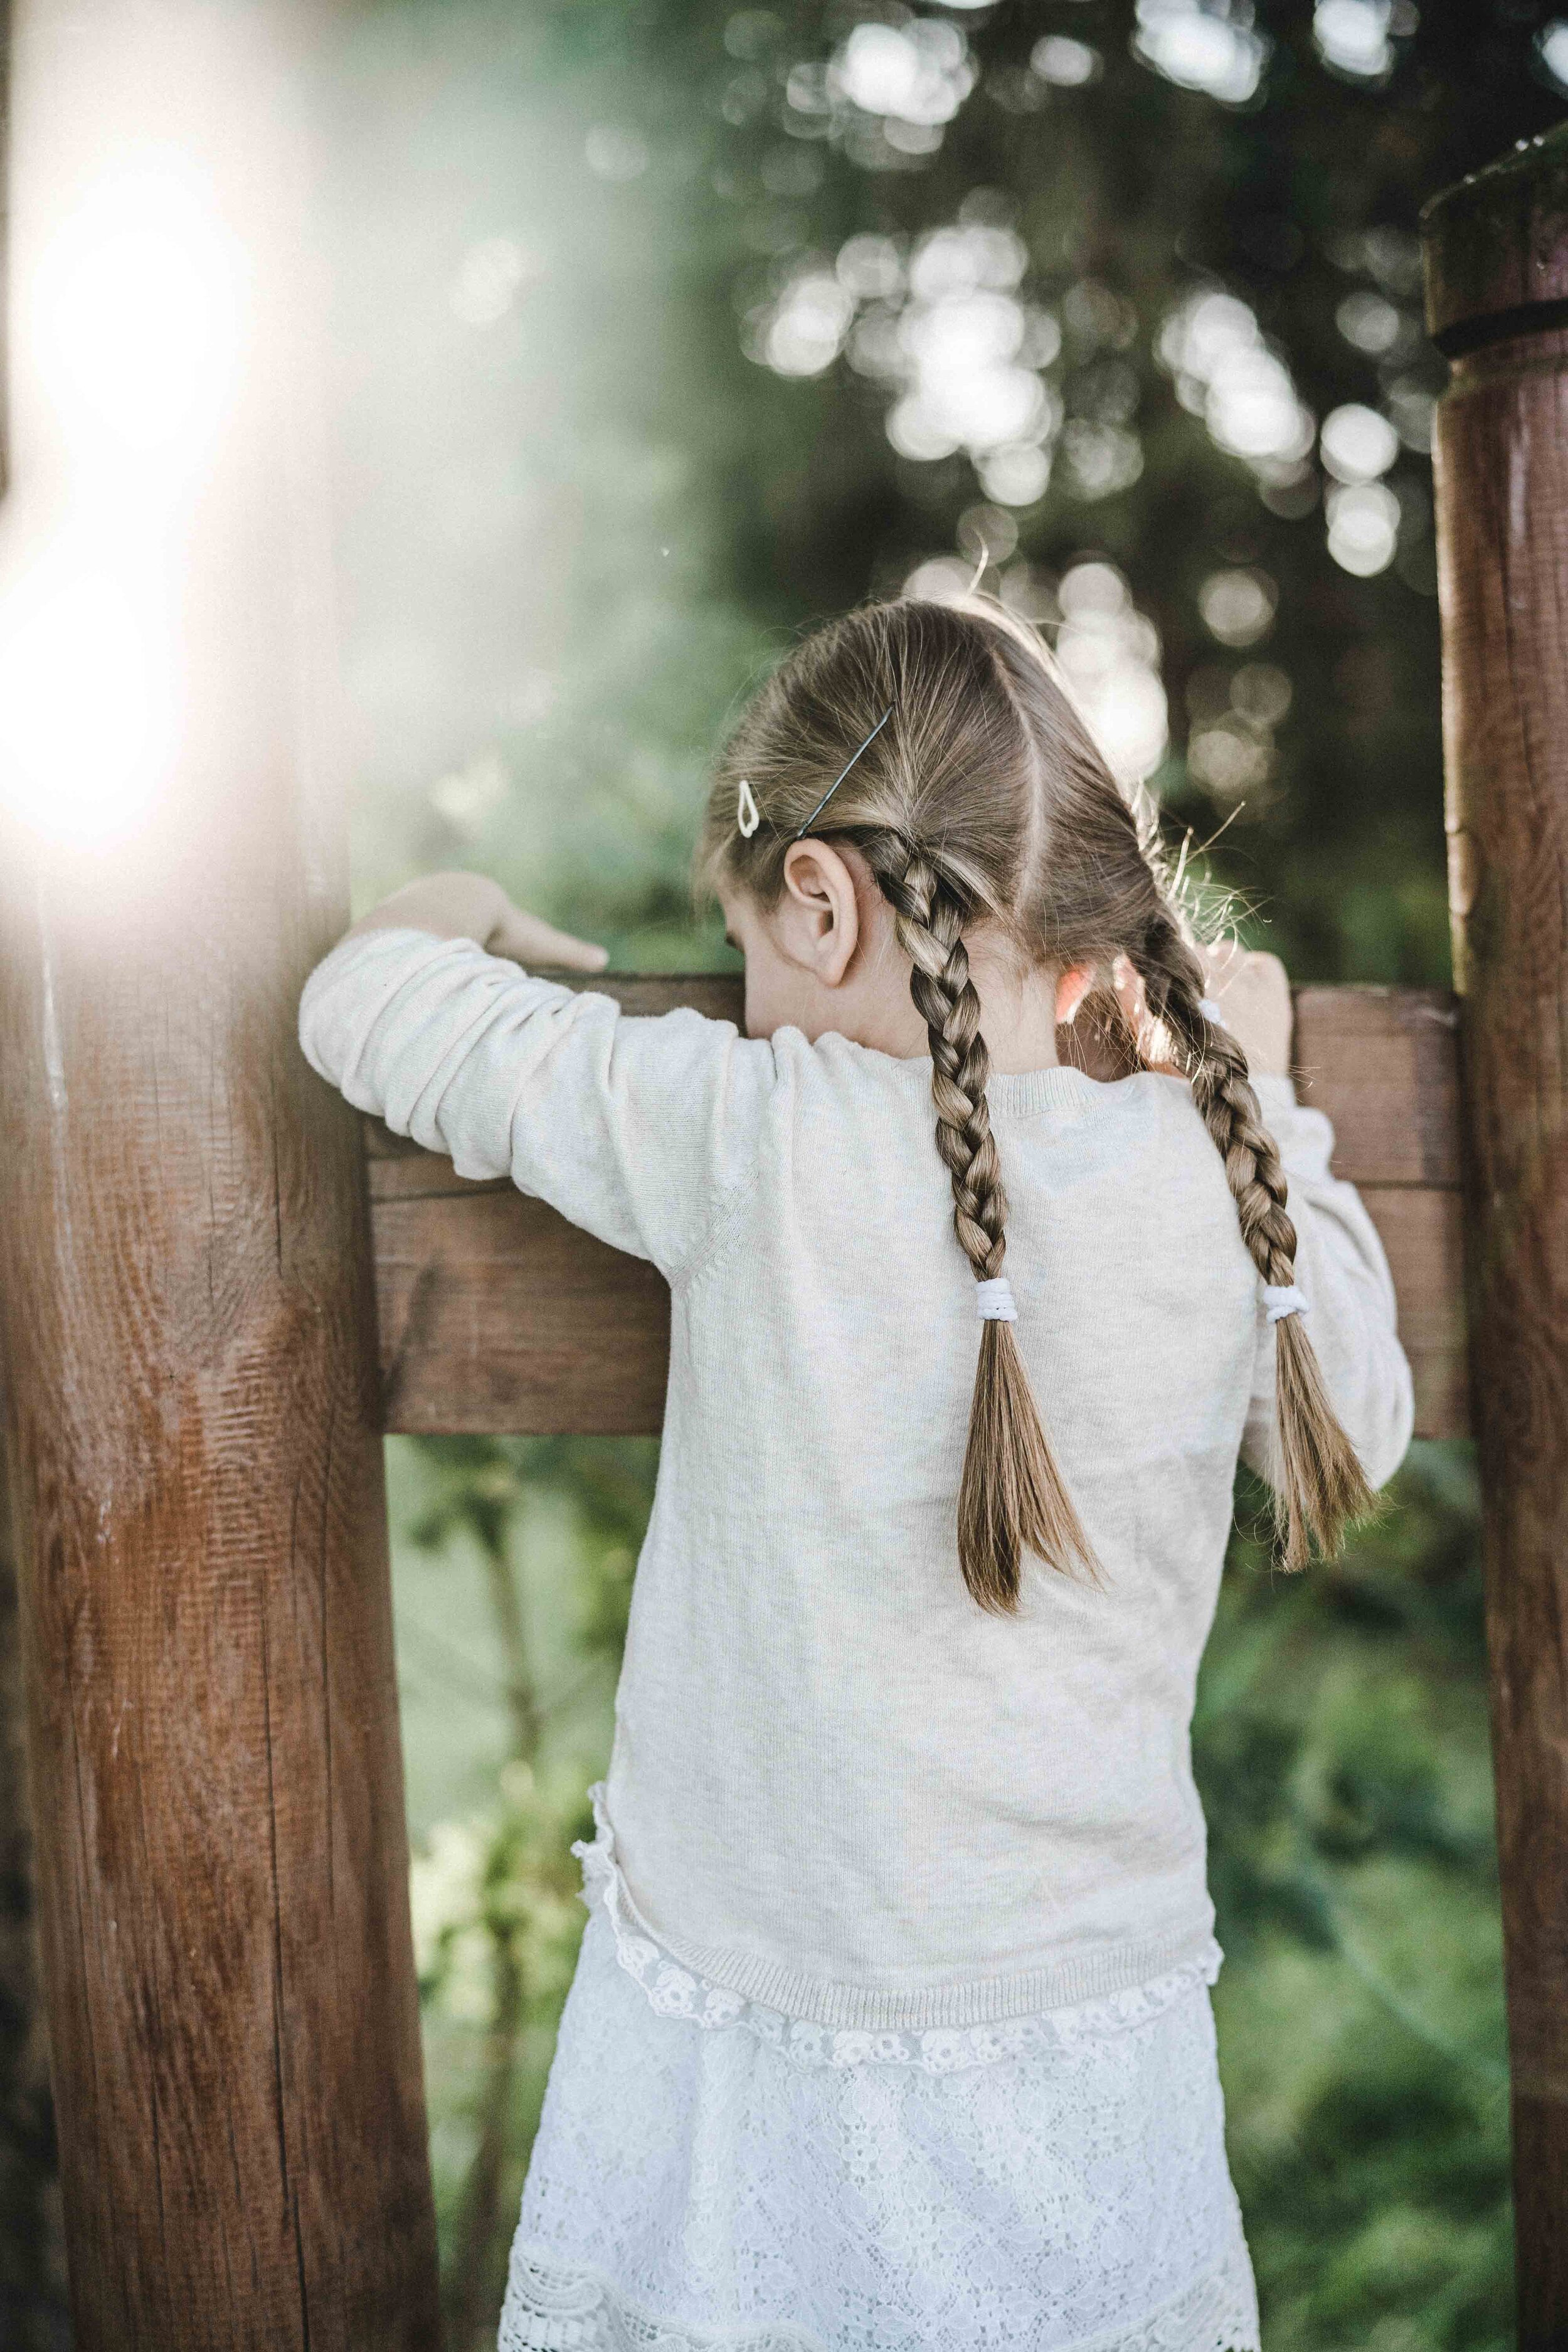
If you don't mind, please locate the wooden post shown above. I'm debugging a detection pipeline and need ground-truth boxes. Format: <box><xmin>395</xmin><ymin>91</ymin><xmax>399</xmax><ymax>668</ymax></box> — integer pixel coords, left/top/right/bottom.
<box><xmin>1424</xmin><ymin>124</ymin><xmax>1568</xmax><ymax>2346</ymax></box>
<box><xmin>0</xmin><ymin>1449</ymin><xmax>68</xmax><ymax>2350</ymax></box>
<box><xmin>0</xmin><ymin>1</ymin><xmax>440</xmax><ymax>2345</ymax></box>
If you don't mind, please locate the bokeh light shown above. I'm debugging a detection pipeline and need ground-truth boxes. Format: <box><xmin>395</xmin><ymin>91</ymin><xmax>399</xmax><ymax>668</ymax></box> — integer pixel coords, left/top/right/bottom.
<box><xmin>1320</xmin><ymin>401</ymin><xmax>1401</xmax><ymax>484</ymax></box>
<box><xmin>1157</xmin><ymin>289</ymin><xmax>1315</xmax><ymax>484</ymax></box>
<box><xmin>1132</xmin><ymin>0</ymin><xmax>1269</xmax><ymax>107</ymax></box>
<box><xmin>832</xmin><ymin>19</ymin><xmax>975</xmax><ymax>127</ymax></box>
<box><xmin>1032</xmin><ymin>36</ymin><xmax>1102</xmax><ymax>89</ymax></box>
<box><xmin>749</xmin><ymin>215</ymin><xmax>1071</xmax><ymax>505</ymax></box>
<box><xmin>753</xmin><ymin>269</ymin><xmax>854</xmax><ymax>377</ymax></box>
<box><xmin>1327</xmin><ymin>480</ymin><xmax>1401</xmax><ymax>575</ymax></box>
<box><xmin>1199</xmin><ymin>568</ymin><xmax>1278</xmax><ymax>649</ymax></box>
<box><xmin>1056</xmin><ymin>561</ymin><xmax>1169</xmax><ymax>785</ymax></box>
<box><xmin>1335</xmin><ymin>290</ymin><xmax>1404</xmax><ymax>356</ymax></box>
<box><xmin>1315</xmin><ymin>0</ymin><xmax>1397</xmax><ymax>82</ymax></box>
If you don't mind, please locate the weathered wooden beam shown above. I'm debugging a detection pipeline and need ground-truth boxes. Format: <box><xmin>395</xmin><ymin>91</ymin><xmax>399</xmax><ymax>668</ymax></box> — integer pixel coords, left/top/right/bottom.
<box><xmin>0</xmin><ymin>1448</ymin><xmax>68</xmax><ymax>2350</ymax></box>
<box><xmin>369</xmin><ymin>976</ymin><xmax>1466</xmax><ymax>1443</ymax></box>
<box><xmin>1425</xmin><ymin>120</ymin><xmax>1568</xmax><ymax>2347</ymax></box>
<box><xmin>0</xmin><ymin>2</ymin><xmax>438</xmax><ymax>2345</ymax></box>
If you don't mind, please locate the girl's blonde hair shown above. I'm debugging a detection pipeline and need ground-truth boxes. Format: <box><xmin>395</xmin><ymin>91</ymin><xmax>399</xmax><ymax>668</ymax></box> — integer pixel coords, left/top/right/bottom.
<box><xmin>698</xmin><ymin>595</ymin><xmax>1375</xmax><ymax>1612</ymax></box>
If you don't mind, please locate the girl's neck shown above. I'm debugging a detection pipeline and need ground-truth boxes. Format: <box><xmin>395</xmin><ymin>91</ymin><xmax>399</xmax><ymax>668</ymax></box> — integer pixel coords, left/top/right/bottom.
<box><xmin>855</xmin><ymin>928</ymin><xmax>1063</xmax><ymax>1072</ymax></box>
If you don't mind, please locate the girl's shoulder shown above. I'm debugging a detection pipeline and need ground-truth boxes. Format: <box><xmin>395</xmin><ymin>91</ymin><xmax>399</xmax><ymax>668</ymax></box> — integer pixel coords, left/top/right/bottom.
<box><xmin>763</xmin><ymin>1025</ymin><xmax>1212</xmax><ymax>1135</ymax></box>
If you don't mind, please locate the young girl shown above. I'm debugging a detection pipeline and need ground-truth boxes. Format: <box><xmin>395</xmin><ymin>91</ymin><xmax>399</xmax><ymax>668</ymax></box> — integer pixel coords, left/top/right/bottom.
<box><xmin>301</xmin><ymin>596</ymin><xmax>1412</xmax><ymax>2352</ymax></box>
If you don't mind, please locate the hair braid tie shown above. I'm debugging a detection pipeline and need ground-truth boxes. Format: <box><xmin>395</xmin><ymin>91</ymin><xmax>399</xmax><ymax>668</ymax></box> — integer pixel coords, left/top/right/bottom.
<box><xmin>975</xmin><ymin>1277</ymin><xmax>1018</xmax><ymax>1322</ymax></box>
<box><xmin>1263</xmin><ymin>1283</ymin><xmax>1308</xmax><ymax>1324</ymax></box>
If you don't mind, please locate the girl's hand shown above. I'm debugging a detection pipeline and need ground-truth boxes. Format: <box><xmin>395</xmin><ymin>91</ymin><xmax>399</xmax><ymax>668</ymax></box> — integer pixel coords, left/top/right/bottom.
<box><xmin>1197</xmin><ymin>942</ymin><xmax>1292</xmax><ymax>1078</ymax></box>
<box><xmin>346</xmin><ymin>873</ymin><xmax>608</xmax><ymax>972</ymax></box>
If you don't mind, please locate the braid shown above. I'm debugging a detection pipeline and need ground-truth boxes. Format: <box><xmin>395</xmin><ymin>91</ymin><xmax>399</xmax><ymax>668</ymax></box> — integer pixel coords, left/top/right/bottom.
<box><xmin>879</xmin><ymin>852</ymin><xmax>1006</xmax><ymax>1280</ymax></box>
<box><xmin>869</xmin><ymin>840</ymin><xmax>1098</xmax><ymax>1611</ymax></box>
<box><xmin>1133</xmin><ymin>909</ymin><xmax>1377</xmax><ymax>1568</ymax></box>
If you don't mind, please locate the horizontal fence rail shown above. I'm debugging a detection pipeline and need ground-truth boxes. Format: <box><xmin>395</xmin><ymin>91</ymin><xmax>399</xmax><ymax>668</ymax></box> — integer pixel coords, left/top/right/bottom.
<box><xmin>366</xmin><ymin>977</ymin><xmax>1466</xmax><ymax>1443</ymax></box>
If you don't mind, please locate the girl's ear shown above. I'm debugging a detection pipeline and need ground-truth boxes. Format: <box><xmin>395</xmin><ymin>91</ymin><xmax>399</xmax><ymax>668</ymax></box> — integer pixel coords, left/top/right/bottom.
<box><xmin>1055</xmin><ymin>962</ymin><xmax>1096</xmax><ymax>1025</ymax></box>
<box><xmin>779</xmin><ymin>839</ymin><xmax>861</xmax><ymax>985</ymax></box>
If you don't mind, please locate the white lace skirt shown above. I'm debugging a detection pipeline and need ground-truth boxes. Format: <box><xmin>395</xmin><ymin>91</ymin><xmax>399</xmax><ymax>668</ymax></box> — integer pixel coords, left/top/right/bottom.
<box><xmin>499</xmin><ymin>1826</ymin><xmax>1260</xmax><ymax>2352</ymax></box>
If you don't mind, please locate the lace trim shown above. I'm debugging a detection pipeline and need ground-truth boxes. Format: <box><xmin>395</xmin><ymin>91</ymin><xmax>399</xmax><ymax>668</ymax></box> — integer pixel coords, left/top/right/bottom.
<box><xmin>573</xmin><ymin>1791</ymin><xmax>1222</xmax><ymax>2075</ymax></box>
<box><xmin>498</xmin><ymin>2236</ymin><xmax>1261</xmax><ymax>2352</ymax></box>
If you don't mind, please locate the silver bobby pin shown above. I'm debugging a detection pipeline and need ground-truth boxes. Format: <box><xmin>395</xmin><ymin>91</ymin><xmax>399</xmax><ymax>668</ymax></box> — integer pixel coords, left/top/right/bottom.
<box><xmin>736</xmin><ymin>778</ymin><xmax>761</xmax><ymax>837</ymax></box>
<box><xmin>793</xmin><ymin>706</ymin><xmax>894</xmax><ymax>840</ymax></box>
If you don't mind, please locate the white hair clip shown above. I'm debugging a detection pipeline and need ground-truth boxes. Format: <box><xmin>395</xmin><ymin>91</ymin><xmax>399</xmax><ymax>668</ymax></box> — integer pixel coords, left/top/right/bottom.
<box><xmin>975</xmin><ymin>1277</ymin><xmax>1017</xmax><ymax>1323</ymax></box>
<box><xmin>736</xmin><ymin>778</ymin><xmax>761</xmax><ymax>838</ymax></box>
<box><xmin>1263</xmin><ymin>1283</ymin><xmax>1308</xmax><ymax>1324</ymax></box>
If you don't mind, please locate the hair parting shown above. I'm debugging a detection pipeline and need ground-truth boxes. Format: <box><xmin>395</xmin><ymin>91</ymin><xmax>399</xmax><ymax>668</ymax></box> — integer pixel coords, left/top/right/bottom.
<box><xmin>699</xmin><ymin>595</ymin><xmax>1377</xmax><ymax>1606</ymax></box>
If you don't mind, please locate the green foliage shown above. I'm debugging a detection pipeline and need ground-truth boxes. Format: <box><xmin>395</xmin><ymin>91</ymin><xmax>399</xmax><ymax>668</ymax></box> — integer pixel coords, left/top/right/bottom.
<box><xmin>390</xmin><ymin>1438</ymin><xmax>655</xmax><ymax>2341</ymax></box>
<box><xmin>1199</xmin><ymin>1449</ymin><xmax>1511</xmax><ymax>2347</ymax></box>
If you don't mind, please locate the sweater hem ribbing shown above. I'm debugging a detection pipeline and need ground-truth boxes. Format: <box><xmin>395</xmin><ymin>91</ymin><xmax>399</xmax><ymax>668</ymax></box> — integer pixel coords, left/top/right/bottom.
<box><xmin>579</xmin><ymin>1786</ymin><xmax>1219</xmax><ymax>2033</ymax></box>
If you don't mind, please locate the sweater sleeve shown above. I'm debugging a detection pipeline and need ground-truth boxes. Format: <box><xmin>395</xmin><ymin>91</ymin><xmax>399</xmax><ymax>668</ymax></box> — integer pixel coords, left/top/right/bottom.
<box><xmin>298</xmin><ymin>926</ymin><xmax>777</xmax><ymax>1278</ymax></box>
<box><xmin>1241</xmin><ymin>1074</ymin><xmax>1414</xmax><ymax>1493</ymax></box>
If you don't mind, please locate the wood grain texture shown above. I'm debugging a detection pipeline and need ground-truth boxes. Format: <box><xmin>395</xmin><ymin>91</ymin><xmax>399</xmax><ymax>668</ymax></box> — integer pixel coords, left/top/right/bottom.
<box><xmin>0</xmin><ymin>2</ymin><xmax>438</xmax><ymax>2344</ymax></box>
<box><xmin>0</xmin><ymin>1448</ymin><xmax>68</xmax><ymax>2351</ymax></box>
<box><xmin>1356</xmin><ymin>1185</ymin><xmax>1466</xmax><ymax>1445</ymax></box>
<box><xmin>1291</xmin><ymin>985</ymin><xmax>1460</xmax><ymax>1186</ymax></box>
<box><xmin>1428</xmin><ymin>150</ymin><xmax>1568</xmax><ymax>2344</ymax></box>
<box><xmin>368</xmin><ymin>975</ymin><xmax>1465</xmax><ymax>1443</ymax></box>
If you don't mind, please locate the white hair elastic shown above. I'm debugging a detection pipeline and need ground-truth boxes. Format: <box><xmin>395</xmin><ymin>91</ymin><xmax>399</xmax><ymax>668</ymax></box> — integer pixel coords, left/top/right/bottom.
<box><xmin>1199</xmin><ymin>998</ymin><xmax>1227</xmax><ymax>1026</ymax></box>
<box><xmin>975</xmin><ymin>1277</ymin><xmax>1017</xmax><ymax>1323</ymax></box>
<box><xmin>1263</xmin><ymin>1283</ymin><xmax>1308</xmax><ymax>1324</ymax></box>
<box><xmin>736</xmin><ymin>778</ymin><xmax>761</xmax><ymax>837</ymax></box>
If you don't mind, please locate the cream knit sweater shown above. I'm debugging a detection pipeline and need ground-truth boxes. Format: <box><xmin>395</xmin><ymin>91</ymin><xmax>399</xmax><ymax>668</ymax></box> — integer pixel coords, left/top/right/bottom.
<box><xmin>302</xmin><ymin>926</ymin><xmax>1413</xmax><ymax>2031</ymax></box>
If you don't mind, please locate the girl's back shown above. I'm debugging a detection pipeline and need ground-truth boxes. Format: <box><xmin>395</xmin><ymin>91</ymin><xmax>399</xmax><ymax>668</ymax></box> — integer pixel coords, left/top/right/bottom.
<box><xmin>627</xmin><ymin>1035</ymin><xmax>1268</xmax><ymax>2014</ymax></box>
<box><xmin>304</xmin><ymin>928</ymin><xmax>1407</xmax><ymax>2022</ymax></box>
<box><xmin>301</xmin><ymin>593</ymin><xmax>1412</xmax><ymax>2350</ymax></box>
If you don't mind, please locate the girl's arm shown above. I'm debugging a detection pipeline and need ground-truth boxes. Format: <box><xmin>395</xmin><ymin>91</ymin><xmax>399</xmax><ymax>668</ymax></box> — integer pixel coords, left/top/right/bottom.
<box><xmin>1204</xmin><ymin>948</ymin><xmax>1414</xmax><ymax>1495</ymax></box>
<box><xmin>299</xmin><ymin>877</ymin><xmax>777</xmax><ymax>1278</ymax></box>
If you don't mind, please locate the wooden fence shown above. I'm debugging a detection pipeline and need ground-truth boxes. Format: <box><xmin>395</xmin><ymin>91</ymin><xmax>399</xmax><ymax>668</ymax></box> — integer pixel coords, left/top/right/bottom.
<box><xmin>367</xmin><ymin>978</ymin><xmax>1468</xmax><ymax>1444</ymax></box>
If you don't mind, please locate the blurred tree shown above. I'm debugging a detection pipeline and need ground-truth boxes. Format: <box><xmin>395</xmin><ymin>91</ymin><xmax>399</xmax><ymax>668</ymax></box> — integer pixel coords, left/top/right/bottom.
<box><xmin>329</xmin><ymin>0</ymin><xmax>1564</xmax><ymax>982</ymax></box>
